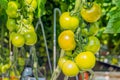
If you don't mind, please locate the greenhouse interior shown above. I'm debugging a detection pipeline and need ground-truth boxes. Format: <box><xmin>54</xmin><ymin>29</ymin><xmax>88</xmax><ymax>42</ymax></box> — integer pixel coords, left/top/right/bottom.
<box><xmin>0</xmin><ymin>0</ymin><xmax>120</xmax><ymax>80</ymax></box>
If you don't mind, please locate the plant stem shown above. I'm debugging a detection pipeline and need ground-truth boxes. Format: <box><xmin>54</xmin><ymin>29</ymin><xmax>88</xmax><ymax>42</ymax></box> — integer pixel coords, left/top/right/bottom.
<box><xmin>50</xmin><ymin>49</ymin><xmax>65</xmax><ymax>80</ymax></box>
<box><xmin>64</xmin><ymin>76</ymin><xmax>68</xmax><ymax>80</ymax></box>
<box><xmin>72</xmin><ymin>0</ymin><xmax>82</xmax><ymax>15</ymax></box>
<box><xmin>31</xmin><ymin>46</ymin><xmax>39</xmax><ymax>80</ymax></box>
<box><xmin>88</xmin><ymin>70</ymin><xmax>94</xmax><ymax>80</ymax></box>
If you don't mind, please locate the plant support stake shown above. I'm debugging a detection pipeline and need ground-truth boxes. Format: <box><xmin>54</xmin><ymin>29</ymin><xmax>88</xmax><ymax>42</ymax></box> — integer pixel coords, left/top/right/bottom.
<box><xmin>35</xmin><ymin>18</ymin><xmax>53</xmax><ymax>75</ymax></box>
<box><xmin>53</xmin><ymin>8</ymin><xmax>61</xmax><ymax>71</ymax></box>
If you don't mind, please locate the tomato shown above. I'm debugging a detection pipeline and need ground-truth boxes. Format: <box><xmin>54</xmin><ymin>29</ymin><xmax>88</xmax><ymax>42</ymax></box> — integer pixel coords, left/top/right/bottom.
<box><xmin>81</xmin><ymin>28</ymin><xmax>89</xmax><ymax>36</ymax></box>
<box><xmin>79</xmin><ymin>72</ymin><xmax>89</xmax><ymax>80</ymax></box>
<box><xmin>75</xmin><ymin>51</ymin><xmax>96</xmax><ymax>71</ymax></box>
<box><xmin>81</xmin><ymin>3</ymin><xmax>102</xmax><ymax>22</ymax></box>
<box><xmin>24</xmin><ymin>32</ymin><xmax>37</xmax><ymax>45</ymax></box>
<box><xmin>10</xmin><ymin>70</ymin><xmax>20</xmax><ymax>80</ymax></box>
<box><xmin>2</xmin><ymin>77</ymin><xmax>9</xmax><ymax>80</ymax></box>
<box><xmin>1</xmin><ymin>64</ymin><xmax>10</xmax><ymax>73</ymax></box>
<box><xmin>59</xmin><ymin>12</ymin><xmax>79</xmax><ymax>31</ymax></box>
<box><xmin>62</xmin><ymin>60</ymin><xmax>79</xmax><ymax>77</ymax></box>
<box><xmin>58</xmin><ymin>30</ymin><xmax>76</xmax><ymax>51</ymax></box>
<box><xmin>58</xmin><ymin>57</ymin><xmax>68</xmax><ymax>69</ymax></box>
<box><xmin>27</xmin><ymin>13</ymin><xmax>34</xmax><ymax>22</ymax></box>
<box><xmin>6</xmin><ymin>19</ymin><xmax>17</xmax><ymax>32</ymax></box>
<box><xmin>6</xmin><ymin>1</ymin><xmax>19</xmax><ymax>18</ymax></box>
<box><xmin>18</xmin><ymin>57</ymin><xmax>25</xmax><ymax>66</ymax></box>
<box><xmin>25</xmin><ymin>24</ymin><xmax>35</xmax><ymax>33</ymax></box>
<box><xmin>84</xmin><ymin>36</ymin><xmax>100</xmax><ymax>54</ymax></box>
<box><xmin>11</xmin><ymin>33</ymin><xmax>25</xmax><ymax>47</ymax></box>
<box><xmin>82</xmin><ymin>23</ymin><xmax>99</xmax><ymax>36</ymax></box>
<box><xmin>10</xmin><ymin>76</ymin><xmax>19</xmax><ymax>80</ymax></box>
<box><xmin>25</xmin><ymin>0</ymin><xmax>37</xmax><ymax>12</ymax></box>
<box><xmin>17</xmin><ymin>24</ymin><xmax>35</xmax><ymax>35</ymax></box>
<box><xmin>24</xmin><ymin>0</ymin><xmax>33</xmax><ymax>5</ymax></box>
<box><xmin>88</xmin><ymin>23</ymin><xmax>99</xmax><ymax>36</ymax></box>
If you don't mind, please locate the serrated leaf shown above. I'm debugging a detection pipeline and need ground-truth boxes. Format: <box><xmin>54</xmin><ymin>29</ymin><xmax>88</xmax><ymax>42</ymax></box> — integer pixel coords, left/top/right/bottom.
<box><xmin>104</xmin><ymin>17</ymin><xmax>120</xmax><ymax>33</ymax></box>
<box><xmin>0</xmin><ymin>0</ymin><xmax>8</xmax><ymax>9</ymax></box>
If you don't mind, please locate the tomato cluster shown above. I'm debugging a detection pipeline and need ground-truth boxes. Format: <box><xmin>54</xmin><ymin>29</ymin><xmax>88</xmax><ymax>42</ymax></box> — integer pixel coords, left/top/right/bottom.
<box><xmin>57</xmin><ymin>2</ymin><xmax>102</xmax><ymax>78</ymax></box>
<box><xmin>6</xmin><ymin>0</ymin><xmax>37</xmax><ymax>47</ymax></box>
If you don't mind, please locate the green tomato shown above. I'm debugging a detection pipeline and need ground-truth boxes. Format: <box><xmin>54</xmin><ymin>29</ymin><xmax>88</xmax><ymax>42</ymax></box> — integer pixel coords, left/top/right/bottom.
<box><xmin>84</xmin><ymin>36</ymin><xmax>100</xmax><ymax>54</ymax></box>
<box><xmin>88</xmin><ymin>23</ymin><xmax>99</xmax><ymax>36</ymax></box>
<box><xmin>6</xmin><ymin>1</ymin><xmax>19</xmax><ymax>18</ymax></box>
<box><xmin>6</xmin><ymin>18</ymin><xmax>17</xmax><ymax>32</ymax></box>
<box><xmin>24</xmin><ymin>32</ymin><xmax>37</xmax><ymax>45</ymax></box>
<box><xmin>11</xmin><ymin>33</ymin><xmax>25</xmax><ymax>47</ymax></box>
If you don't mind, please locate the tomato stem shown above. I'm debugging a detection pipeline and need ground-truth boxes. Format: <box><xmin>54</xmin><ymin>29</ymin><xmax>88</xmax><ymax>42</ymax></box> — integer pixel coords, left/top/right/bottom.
<box><xmin>64</xmin><ymin>76</ymin><xmax>68</xmax><ymax>80</ymax></box>
<box><xmin>30</xmin><ymin>46</ymin><xmax>39</xmax><ymax>80</ymax></box>
<box><xmin>50</xmin><ymin>49</ymin><xmax>65</xmax><ymax>80</ymax></box>
<box><xmin>72</xmin><ymin>0</ymin><xmax>82</xmax><ymax>15</ymax></box>
<box><xmin>88</xmin><ymin>70</ymin><xmax>94</xmax><ymax>80</ymax></box>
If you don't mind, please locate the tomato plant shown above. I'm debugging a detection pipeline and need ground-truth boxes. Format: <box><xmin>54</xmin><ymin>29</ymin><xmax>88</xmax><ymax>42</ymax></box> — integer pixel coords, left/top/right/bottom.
<box><xmin>81</xmin><ymin>3</ymin><xmax>102</xmax><ymax>23</ymax></box>
<box><xmin>58</xmin><ymin>30</ymin><xmax>76</xmax><ymax>51</ymax></box>
<box><xmin>59</xmin><ymin>12</ymin><xmax>79</xmax><ymax>31</ymax></box>
<box><xmin>75</xmin><ymin>51</ymin><xmax>96</xmax><ymax>71</ymax></box>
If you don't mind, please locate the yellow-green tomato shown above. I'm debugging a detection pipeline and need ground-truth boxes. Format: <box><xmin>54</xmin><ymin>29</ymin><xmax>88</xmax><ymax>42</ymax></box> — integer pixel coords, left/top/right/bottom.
<box><xmin>88</xmin><ymin>23</ymin><xmax>99</xmax><ymax>36</ymax></box>
<box><xmin>58</xmin><ymin>30</ymin><xmax>76</xmax><ymax>51</ymax></box>
<box><xmin>11</xmin><ymin>33</ymin><xmax>25</xmax><ymax>47</ymax></box>
<box><xmin>59</xmin><ymin>12</ymin><xmax>79</xmax><ymax>31</ymax></box>
<box><xmin>6</xmin><ymin>18</ymin><xmax>17</xmax><ymax>32</ymax></box>
<box><xmin>24</xmin><ymin>32</ymin><xmax>37</xmax><ymax>45</ymax></box>
<box><xmin>58</xmin><ymin>57</ymin><xmax>68</xmax><ymax>69</ymax></box>
<box><xmin>62</xmin><ymin>60</ymin><xmax>79</xmax><ymax>77</ymax></box>
<box><xmin>6</xmin><ymin>1</ymin><xmax>19</xmax><ymax>18</ymax></box>
<box><xmin>84</xmin><ymin>36</ymin><xmax>100</xmax><ymax>54</ymax></box>
<box><xmin>2</xmin><ymin>77</ymin><xmax>9</xmax><ymax>80</ymax></box>
<box><xmin>75</xmin><ymin>51</ymin><xmax>96</xmax><ymax>71</ymax></box>
<box><xmin>81</xmin><ymin>3</ymin><xmax>102</xmax><ymax>22</ymax></box>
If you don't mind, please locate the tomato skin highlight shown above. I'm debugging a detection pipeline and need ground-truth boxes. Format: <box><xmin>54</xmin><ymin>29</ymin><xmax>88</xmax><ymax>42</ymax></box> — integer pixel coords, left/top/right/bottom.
<box><xmin>81</xmin><ymin>3</ymin><xmax>102</xmax><ymax>22</ymax></box>
<box><xmin>75</xmin><ymin>51</ymin><xmax>96</xmax><ymax>71</ymax></box>
<box><xmin>59</xmin><ymin>12</ymin><xmax>79</xmax><ymax>30</ymax></box>
<box><xmin>58</xmin><ymin>30</ymin><xmax>76</xmax><ymax>51</ymax></box>
<box><xmin>62</xmin><ymin>60</ymin><xmax>79</xmax><ymax>77</ymax></box>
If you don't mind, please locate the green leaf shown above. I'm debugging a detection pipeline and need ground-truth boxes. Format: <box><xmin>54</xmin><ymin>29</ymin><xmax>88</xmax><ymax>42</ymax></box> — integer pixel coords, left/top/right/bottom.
<box><xmin>113</xmin><ymin>0</ymin><xmax>120</xmax><ymax>7</ymax></box>
<box><xmin>0</xmin><ymin>0</ymin><xmax>8</xmax><ymax>9</ymax></box>
<box><xmin>104</xmin><ymin>16</ymin><xmax>120</xmax><ymax>33</ymax></box>
<box><xmin>36</xmin><ymin>0</ymin><xmax>46</xmax><ymax>18</ymax></box>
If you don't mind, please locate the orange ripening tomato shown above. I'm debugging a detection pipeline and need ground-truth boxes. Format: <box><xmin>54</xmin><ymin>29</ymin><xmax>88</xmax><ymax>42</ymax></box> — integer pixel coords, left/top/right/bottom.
<box><xmin>58</xmin><ymin>30</ymin><xmax>76</xmax><ymax>51</ymax></box>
